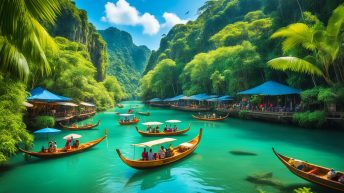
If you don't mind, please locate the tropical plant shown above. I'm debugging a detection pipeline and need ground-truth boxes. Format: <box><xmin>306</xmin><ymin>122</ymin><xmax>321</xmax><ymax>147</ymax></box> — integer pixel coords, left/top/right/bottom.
<box><xmin>34</xmin><ymin>116</ymin><xmax>55</xmax><ymax>129</ymax></box>
<box><xmin>0</xmin><ymin>0</ymin><xmax>60</xmax><ymax>81</ymax></box>
<box><xmin>0</xmin><ymin>75</ymin><xmax>33</xmax><ymax>162</ymax></box>
<box><xmin>294</xmin><ymin>187</ymin><xmax>314</xmax><ymax>193</ymax></box>
<box><xmin>268</xmin><ymin>5</ymin><xmax>344</xmax><ymax>85</ymax></box>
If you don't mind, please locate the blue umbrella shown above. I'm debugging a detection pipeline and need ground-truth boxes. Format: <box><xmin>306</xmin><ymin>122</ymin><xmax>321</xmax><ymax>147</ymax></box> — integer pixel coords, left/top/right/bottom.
<box><xmin>34</xmin><ymin>128</ymin><xmax>61</xmax><ymax>134</ymax></box>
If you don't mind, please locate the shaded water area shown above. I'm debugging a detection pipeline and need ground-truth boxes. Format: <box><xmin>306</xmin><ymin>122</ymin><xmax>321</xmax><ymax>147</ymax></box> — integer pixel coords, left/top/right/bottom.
<box><xmin>1</xmin><ymin>101</ymin><xmax>343</xmax><ymax>193</ymax></box>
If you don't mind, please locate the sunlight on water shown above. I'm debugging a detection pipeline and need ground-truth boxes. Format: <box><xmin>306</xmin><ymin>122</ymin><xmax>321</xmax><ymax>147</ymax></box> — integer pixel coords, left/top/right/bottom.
<box><xmin>0</xmin><ymin>101</ymin><xmax>343</xmax><ymax>193</ymax></box>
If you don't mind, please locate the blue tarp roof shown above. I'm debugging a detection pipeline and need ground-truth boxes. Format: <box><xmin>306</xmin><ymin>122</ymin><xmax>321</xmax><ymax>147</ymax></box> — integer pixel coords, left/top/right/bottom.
<box><xmin>149</xmin><ymin>98</ymin><xmax>162</xmax><ymax>102</ymax></box>
<box><xmin>164</xmin><ymin>95</ymin><xmax>184</xmax><ymax>102</ymax></box>
<box><xmin>27</xmin><ymin>87</ymin><xmax>71</xmax><ymax>102</ymax></box>
<box><xmin>206</xmin><ymin>95</ymin><xmax>233</xmax><ymax>102</ymax></box>
<box><xmin>189</xmin><ymin>93</ymin><xmax>209</xmax><ymax>101</ymax></box>
<box><xmin>238</xmin><ymin>81</ymin><xmax>301</xmax><ymax>96</ymax></box>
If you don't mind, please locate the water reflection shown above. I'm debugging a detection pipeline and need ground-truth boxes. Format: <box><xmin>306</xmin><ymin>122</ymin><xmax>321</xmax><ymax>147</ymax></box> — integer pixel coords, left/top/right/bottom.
<box><xmin>125</xmin><ymin>166</ymin><xmax>173</xmax><ymax>190</ymax></box>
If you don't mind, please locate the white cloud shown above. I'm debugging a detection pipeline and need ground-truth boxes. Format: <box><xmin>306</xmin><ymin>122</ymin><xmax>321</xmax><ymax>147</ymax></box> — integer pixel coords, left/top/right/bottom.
<box><xmin>102</xmin><ymin>0</ymin><xmax>160</xmax><ymax>35</ymax></box>
<box><xmin>162</xmin><ymin>12</ymin><xmax>188</xmax><ymax>28</ymax></box>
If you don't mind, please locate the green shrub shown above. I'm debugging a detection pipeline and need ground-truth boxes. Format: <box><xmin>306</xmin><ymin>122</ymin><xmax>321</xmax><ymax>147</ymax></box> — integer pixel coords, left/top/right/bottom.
<box><xmin>293</xmin><ymin>111</ymin><xmax>326</xmax><ymax>128</ymax></box>
<box><xmin>239</xmin><ymin>110</ymin><xmax>249</xmax><ymax>119</ymax></box>
<box><xmin>34</xmin><ymin>116</ymin><xmax>55</xmax><ymax>128</ymax></box>
<box><xmin>294</xmin><ymin>187</ymin><xmax>313</xmax><ymax>193</ymax></box>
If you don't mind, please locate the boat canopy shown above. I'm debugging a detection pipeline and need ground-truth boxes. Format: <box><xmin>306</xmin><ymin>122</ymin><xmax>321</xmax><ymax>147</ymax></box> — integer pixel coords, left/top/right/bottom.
<box><xmin>142</xmin><ymin>122</ymin><xmax>163</xmax><ymax>126</ymax></box>
<box><xmin>149</xmin><ymin>98</ymin><xmax>162</xmax><ymax>102</ymax></box>
<box><xmin>63</xmin><ymin>134</ymin><xmax>82</xmax><ymax>139</ymax></box>
<box><xmin>27</xmin><ymin>87</ymin><xmax>71</xmax><ymax>102</ymax></box>
<box><xmin>132</xmin><ymin>138</ymin><xmax>176</xmax><ymax>147</ymax></box>
<box><xmin>206</xmin><ymin>95</ymin><xmax>233</xmax><ymax>102</ymax></box>
<box><xmin>80</xmin><ymin>102</ymin><xmax>95</xmax><ymax>107</ymax></box>
<box><xmin>120</xmin><ymin>114</ymin><xmax>134</xmax><ymax>117</ymax></box>
<box><xmin>56</xmin><ymin>102</ymin><xmax>79</xmax><ymax>107</ymax></box>
<box><xmin>238</xmin><ymin>81</ymin><xmax>301</xmax><ymax>96</ymax></box>
<box><xmin>165</xmin><ymin>120</ymin><xmax>181</xmax><ymax>123</ymax></box>
<box><xmin>34</xmin><ymin>128</ymin><xmax>61</xmax><ymax>134</ymax></box>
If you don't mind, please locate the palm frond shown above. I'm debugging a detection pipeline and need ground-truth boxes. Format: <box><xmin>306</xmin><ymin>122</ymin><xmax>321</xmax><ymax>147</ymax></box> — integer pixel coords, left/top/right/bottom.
<box><xmin>271</xmin><ymin>23</ymin><xmax>316</xmax><ymax>53</ymax></box>
<box><xmin>267</xmin><ymin>57</ymin><xmax>324</xmax><ymax>77</ymax></box>
<box><xmin>0</xmin><ymin>37</ymin><xmax>29</xmax><ymax>81</ymax></box>
<box><xmin>327</xmin><ymin>4</ymin><xmax>344</xmax><ymax>39</ymax></box>
<box><xmin>24</xmin><ymin>0</ymin><xmax>61</xmax><ymax>25</ymax></box>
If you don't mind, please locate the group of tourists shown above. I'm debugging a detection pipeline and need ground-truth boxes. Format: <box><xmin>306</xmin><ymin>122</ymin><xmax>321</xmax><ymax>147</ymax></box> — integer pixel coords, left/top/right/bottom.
<box><xmin>198</xmin><ymin>112</ymin><xmax>218</xmax><ymax>119</ymax></box>
<box><xmin>145</xmin><ymin>125</ymin><xmax>178</xmax><ymax>133</ymax></box>
<box><xmin>65</xmin><ymin>136</ymin><xmax>79</xmax><ymax>151</ymax></box>
<box><xmin>141</xmin><ymin>145</ymin><xmax>174</xmax><ymax>160</ymax></box>
<box><xmin>289</xmin><ymin>158</ymin><xmax>344</xmax><ymax>184</ymax></box>
<box><xmin>119</xmin><ymin>116</ymin><xmax>138</xmax><ymax>123</ymax></box>
<box><xmin>41</xmin><ymin>141</ymin><xmax>57</xmax><ymax>153</ymax></box>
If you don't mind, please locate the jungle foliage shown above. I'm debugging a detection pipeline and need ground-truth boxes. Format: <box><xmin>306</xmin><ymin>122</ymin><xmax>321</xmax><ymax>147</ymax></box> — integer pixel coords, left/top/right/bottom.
<box><xmin>141</xmin><ymin>0</ymin><xmax>344</xmax><ymax>115</ymax></box>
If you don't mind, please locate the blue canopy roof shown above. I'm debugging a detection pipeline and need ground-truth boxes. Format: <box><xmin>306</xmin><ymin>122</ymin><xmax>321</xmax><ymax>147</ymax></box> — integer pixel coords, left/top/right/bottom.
<box><xmin>238</xmin><ymin>81</ymin><xmax>301</xmax><ymax>96</ymax></box>
<box><xmin>189</xmin><ymin>93</ymin><xmax>209</xmax><ymax>101</ymax></box>
<box><xmin>34</xmin><ymin>128</ymin><xmax>61</xmax><ymax>134</ymax></box>
<box><xmin>149</xmin><ymin>98</ymin><xmax>162</xmax><ymax>102</ymax></box>
<box><xmin>27</xmin><ymin>87</ymin><xmax>71</xmax><ymax>102</ymax></box>
<box><xmin>164</xmin><ymin>95</ymin><xmax>184</xmax><ymax>102</ymax></box>
<box><xmin>206</xmin><ymin>95</ymin><xmax>233</xmax><ymax>102</ymax></box>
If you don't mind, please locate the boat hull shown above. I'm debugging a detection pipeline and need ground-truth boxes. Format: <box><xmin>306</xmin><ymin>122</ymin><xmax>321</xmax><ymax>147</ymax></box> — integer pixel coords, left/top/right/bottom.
<box><xmin>119</xmin><ymin>119</ymin><xmax>139</xmax><ymax>125</ymax></box>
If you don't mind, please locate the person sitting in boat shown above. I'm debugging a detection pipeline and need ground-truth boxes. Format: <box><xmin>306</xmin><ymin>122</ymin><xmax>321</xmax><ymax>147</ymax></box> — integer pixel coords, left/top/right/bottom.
<box><xmin>141</xmin><ymin>148</ymin><xmax>148</xmax><ymax>160</ymax></box>
<box><xmin>70</xmin><ymin>136</ymin><xmax>75</xmax><ymax>148</ymax></box>
<box><xmin>338</xmin><ymin>175</ymin><xmax>344</xmax><ymax>184</ymax></box>
<box><xmin>41</xmin><ymin>146</ymin><xmax>47</xmax><ymax>153</ymax></box>
<box><xmin>48</xmin><ymin>141</ymin><xmax>54</xmax><ymax>152</ymax></box>
<box><xmin>148</xmin><ymin>149</ymin><xmax>154</xmax><ymax>160</ymax></box>
<box><xmin>164</xmin><ymin>125</ymin><xmax>168</xmax><ymax>132</ymax></box>
<box><xmin>153</xmin><ymin>153</ymin><xmax>157</xmax><ymax>160</ymax></box>
<box><xmin>159</xmin><ymin>146</ymin><xmax>166</xmax><ymax>159</ymax></box>
<box><xmin>327</xmin><ymin>169</ymin><xmax>337</xmax><ymax>180</ymax></box>
<box><xmin>133</xmin><ymin>115</ymin><xmax>137</xmax><ymax>121</ymax></box>
<box><xmin>212</xmin><ymin>113</ymin><xmax>216</xmax><ymax>118</ymax></box>
<box><xmin>173</xmin><ymin>125</ymin><xmax>177</xmax><ymax>132</ymax></box>
<box><xmin>75</xmin><ymin>139</ymin><xmax>79</xmax><ymax>148</ymax></box>
<box><xmin>289</xmin><ymin>158</ymin><xmax>305</xmax><ymax>170</ymax></box>
<box><xmin>155</xmin><ymin>125</ymin><xmax>160</xmax><ymax>133</ymax></box>
<box><xmin>165</xmin><ymin>148</ymin><xmax>171</xmax><ymax>158</ymax></box>
<box><xmin>72</xmin><ymin>123</ymin><xmax>77</xmax><ymax>128</ymax></box>
<box><xmin>65</xmin><ymin>140</ymin><xmax>70</xmax><ymax>151</ymax></box>
<box><xmin>53</xmin><ymin>141</ymin><xmax>57</xmax><ymax>152</ymax></box>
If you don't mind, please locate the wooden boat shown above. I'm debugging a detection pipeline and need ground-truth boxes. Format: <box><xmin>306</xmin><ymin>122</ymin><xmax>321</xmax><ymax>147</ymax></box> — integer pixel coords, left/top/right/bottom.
<box><xmin>59</xmin><ymin>120</ymin><xmax>100</xmax><ymax>130</ymax></box>
<box><xmin>192</xmin><ymin>114</ymin><xmax>229</xmax><ymax>121</ymax></box>
<box><xmin>19</xmin><ymin>130</ymin><xmax>108</xmax><ymax>159</ymax></box>
<box><xmin>138</xmin><ymin>112</ymin><xmax>150</xmax><ymax>116</ymax></box>
<box><xmin>135</xmin><ymin>124</ymin><xmax>191</xmax><ymax>136</ymax></box>
<box><xmin>117</xmin><ymin>104</ymin><xmax>124</xmax><ymax>108</ymax></box>
<box><xmin>272</xmin><ymin>148</ymin><xmax>344</xmax><ymax>192</ymax></box>
<box><xmin>116</xmin><ymin>128</ymin><xmax>202</xmax><ymax>169</ymax></box>
<box><xmin>118</xmin><ymin>118</ymin><xmax>140</xmax><ymax>125</ymax></box>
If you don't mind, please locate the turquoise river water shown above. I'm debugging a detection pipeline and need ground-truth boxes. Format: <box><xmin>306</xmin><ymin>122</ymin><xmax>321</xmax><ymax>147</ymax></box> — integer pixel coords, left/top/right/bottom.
<box><xmin>0</xmin><ymin>101</ymin><xmax>343</xmax><ymax>193</ymax></box>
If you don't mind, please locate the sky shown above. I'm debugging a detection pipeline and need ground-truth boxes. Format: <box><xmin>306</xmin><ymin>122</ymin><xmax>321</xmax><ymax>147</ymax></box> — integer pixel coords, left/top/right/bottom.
<box><xmin>74</xmin><ymin>0</ymin><xmax>206</xmax><ymax>50</ymax></box>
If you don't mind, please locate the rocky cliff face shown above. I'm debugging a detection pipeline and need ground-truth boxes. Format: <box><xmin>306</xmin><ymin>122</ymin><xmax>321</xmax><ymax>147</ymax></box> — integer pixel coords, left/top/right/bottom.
<box><xmin>98</xmin><ymin>27</ymin><xmax>151</xmax><ymax>98</ymax></box>
<box><xmin>47</xmin><ymin>0</ymin><xmax>107</xmax><ymax>81</ymax></box>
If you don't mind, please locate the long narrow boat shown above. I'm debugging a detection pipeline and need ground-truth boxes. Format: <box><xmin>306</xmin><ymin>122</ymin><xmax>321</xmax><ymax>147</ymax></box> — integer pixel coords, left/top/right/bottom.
<box><xmin>192</xmin><ymin>114</ymin><xmax>229</xmax><ymax>121</ymax></box>
<box><xmin>138</xmin><ymin>112</ymin><xmax>150</xmax><ymax>116</ymax></box>
<box><xmin>135</xmin><ymin>124</ymin><xmax>191</xmax><ymax>136</ymax></box>
<box><xmin>59</xmin><ymin>120</ymin><xmax>100</xmax><ymax>130</ymax></box>
<box><xmin>116</xmin><ymin>128</ymin><xmax>202</xmax><ymax>169</ymax></box>
<box><xmin>117</xmin><ymin>104</ymin><xmax>124</xmax><ymax>108</ymax></box>
<box><xmin>19</xmin><ymin>130</ymin><xmax>108</xmax><ymax>159</ymax></box>
<box><xmin>119</xmin><ymin>119</ymin><xmax>140</xmax><ymax>125</ymax></box>
<box><xmin>272</xmin><ymin>148</ymin><xmax>344</xmax><ymax>192</ymax></box>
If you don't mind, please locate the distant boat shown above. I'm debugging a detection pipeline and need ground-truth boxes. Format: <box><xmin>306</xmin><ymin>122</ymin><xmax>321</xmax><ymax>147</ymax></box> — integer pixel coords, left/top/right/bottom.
<box><xmin>116</xmin><ymin>128</ymin><xmax>202</xmax><ymax>169</ymax></box>
<box><xmin>19</xmin><ymin>130</ymin><xmax>107</xmax><ymax>159</ymax></box>
<box><xmin>135</xmin><ymin>124</ymin><xmax>191</xmax><ymax>136</ymax></box>
<box><xmin>192</xmin><ymin>114</ymin><xmax>229</xmax><ymax>121</ymax></box>
<box><xmin>272</xmin><ymin>148</ymin><xmax>344</xmax><ymax>192</ymax></box>
<box><xmin>138</xmin><ymin>112</ymin><xmax>150</xmax><ymax>116</ymax></box>
<box><xmin>59</xmin><ymin>120</ymin><xmax>100</xmax><ymax>130</ymax></box>
<box><xmin>117</xmin><ymin>104</ymin><xmax>124</xmax><ymax>108</ymax></box>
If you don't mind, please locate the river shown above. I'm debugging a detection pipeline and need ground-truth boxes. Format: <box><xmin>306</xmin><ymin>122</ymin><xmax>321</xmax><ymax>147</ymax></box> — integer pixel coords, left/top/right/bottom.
<box><xmin>0</xmin><ymin>101</ymin><xmax>343</xmax><ymax>193</ymax></box>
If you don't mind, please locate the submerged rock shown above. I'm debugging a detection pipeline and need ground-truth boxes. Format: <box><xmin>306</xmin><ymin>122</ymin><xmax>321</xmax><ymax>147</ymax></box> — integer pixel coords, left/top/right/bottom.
<box><xmin>229</xmin><ymin>150</ymin><xmax>258</xmax><ymax>156</ymax></box>
<box><xmin>246</xmin><ymin>172</ymin><xmax>284</xmax><ymax>189</ymax></box>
